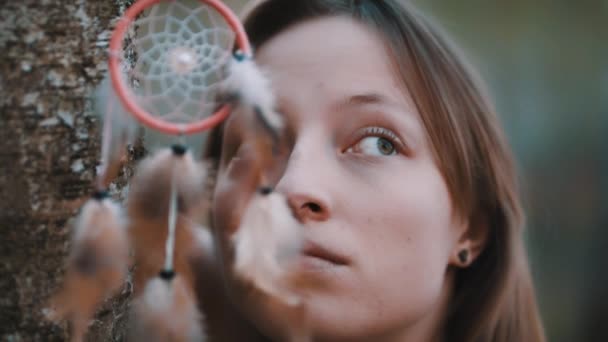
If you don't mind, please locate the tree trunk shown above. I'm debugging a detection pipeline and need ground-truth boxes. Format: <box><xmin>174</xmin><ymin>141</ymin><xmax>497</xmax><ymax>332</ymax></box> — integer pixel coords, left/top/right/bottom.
<box><xmin>0</xmin><ymin>1</ymin><xmax>138</xmax><ymax>340</ymax></box>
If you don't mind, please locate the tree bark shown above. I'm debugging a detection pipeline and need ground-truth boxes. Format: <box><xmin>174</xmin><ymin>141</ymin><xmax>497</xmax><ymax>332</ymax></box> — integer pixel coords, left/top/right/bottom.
<box><xmin>0</xmin><ymin>1</ymin><xmax>138</xmax><ymax>340</ymax></box>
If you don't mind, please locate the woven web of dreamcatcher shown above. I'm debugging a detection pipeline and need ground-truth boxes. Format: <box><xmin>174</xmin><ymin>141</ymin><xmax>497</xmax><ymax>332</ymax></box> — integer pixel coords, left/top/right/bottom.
<box><xmin>119</xmin><ymin>0</ymin><xmax>235</xmax><ymax>125</ymax></box>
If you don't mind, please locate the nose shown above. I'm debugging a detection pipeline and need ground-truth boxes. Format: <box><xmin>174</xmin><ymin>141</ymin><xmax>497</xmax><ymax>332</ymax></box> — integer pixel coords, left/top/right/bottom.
<box><xmin>274</xmin><ymin>131</ymin><xmax>332</xmax><ymax>223</ymax></box>
<box><xmin>286</xmin><ymin>193</ymin><xmax>330</xmax><ymax>223</ymax></box>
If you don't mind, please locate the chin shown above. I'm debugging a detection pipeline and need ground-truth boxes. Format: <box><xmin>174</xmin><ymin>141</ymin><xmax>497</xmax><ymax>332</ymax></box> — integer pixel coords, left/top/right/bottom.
<box><xmin>239</xmin><ymin>289</ymin><xmax>309</xmax><ymax>341</ymax></box>
<box><xmin>236</xmin><ymin>288</ymin><xmax>357</xmax><ymax>342</ymax></box>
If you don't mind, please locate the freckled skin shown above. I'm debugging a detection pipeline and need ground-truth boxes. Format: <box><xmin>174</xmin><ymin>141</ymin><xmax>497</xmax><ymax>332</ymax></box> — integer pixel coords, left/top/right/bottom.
<box><xmin>212</xmin><ymin>17</ymin><xmax>465</xmax><ymax>342</ymax></box>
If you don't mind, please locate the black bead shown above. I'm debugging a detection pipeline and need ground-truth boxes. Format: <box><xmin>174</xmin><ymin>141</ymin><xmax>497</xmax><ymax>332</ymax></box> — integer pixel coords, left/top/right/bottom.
<box><xmin>171</xmin><ymin>144</ymin><xmax>188</xmax><ymax>156</ymax></box>
<box><xmin>159</xmin><ymin>269</ymin><xmax>176</xmax><ymax>281</ymax></box>
<box><xmin>258</xmin><ymin>187</ymin><xmax>273</xmax><ymax>195</ymax></box>
<box><xmin>92</xmin><ymin>190</ymin><xmax>109</xmax><ymax>201</ymax></box>
<box><xmin>233</xmin><ymin>50</ymin><xmax>248</xmax><ymax>62</ymax></box>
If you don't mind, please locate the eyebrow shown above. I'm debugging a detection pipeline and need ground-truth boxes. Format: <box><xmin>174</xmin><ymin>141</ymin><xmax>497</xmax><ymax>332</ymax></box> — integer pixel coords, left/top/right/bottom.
<box><xmin>333</xmin><ymin>92</ymin><xmax>423</xmax><ymax>151</ymax></box>
<box><xmin>334</xmin><ymin>92</ymin><xmax>398</xmax><ymax>111</ymax></box>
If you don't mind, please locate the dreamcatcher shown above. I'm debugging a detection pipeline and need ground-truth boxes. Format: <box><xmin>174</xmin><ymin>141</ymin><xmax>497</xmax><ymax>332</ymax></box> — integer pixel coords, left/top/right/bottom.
<box><xmin>46</xmin><ymin>1</ymin><xmax>305</xmax><ymax>341</ymax></box>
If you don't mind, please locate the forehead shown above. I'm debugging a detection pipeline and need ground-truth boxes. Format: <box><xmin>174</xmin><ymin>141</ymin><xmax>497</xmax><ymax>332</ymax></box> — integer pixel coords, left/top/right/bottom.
<box><xmin>254</xmin><ymin>16</ymin><xmax>410</xmax><ymax>110</ymax></box>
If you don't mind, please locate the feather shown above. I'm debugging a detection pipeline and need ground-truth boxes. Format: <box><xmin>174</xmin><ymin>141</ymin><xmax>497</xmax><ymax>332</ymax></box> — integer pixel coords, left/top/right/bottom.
<box><xmin>126</xmin><ymin>146</ymin><xmax>210</xmax><ymax>294</ymax></box>
<box><xmin>224</xmin><ymin>55</ymin><xmax>283</xmax><ymax>133</ymax></box>
<box><xmin>46</xmin><ymin>193</ymin><xmax>129</xmax><ymax>342</ymax></box>
<box><xmin>232</xmin><ymin>189</ymin><xmax>304</xmax><ymax>307</ymax></box>
<box><xmin>188</xmin><ymin>222</ymin><xmax>216</xmax><ymax>262</ymax></box>
<box><xmin>93</xmin><ymin>75</ymin><xmax>138</xmax><ymax>189</ymax></box>
<box><xmin>129</xmin><ymin>274</ymin><xmax>205</xmax><ymax>342</ymax></box>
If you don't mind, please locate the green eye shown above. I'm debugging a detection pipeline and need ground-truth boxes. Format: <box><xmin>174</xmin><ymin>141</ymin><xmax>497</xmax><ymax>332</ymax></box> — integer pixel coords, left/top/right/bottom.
<box><xmin>345</xmin><ymin>126</ymin><xmax>403</xmax><ymax>157</ymax></box>
<box><xmin>377</xmin><ymin>137</ymin><xmax>396</xmax><ymax>155</ymax></box>
<box><xmin>353</xmin><ymin>136</ymin><xmax>397</xmax><ymax>156</ymax></box>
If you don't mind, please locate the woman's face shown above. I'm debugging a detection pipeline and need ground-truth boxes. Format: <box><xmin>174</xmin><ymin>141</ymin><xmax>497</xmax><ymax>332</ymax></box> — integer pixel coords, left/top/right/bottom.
<box><xmin>213</xmin><ymin>16</ymin><xmax>463</xmax><ymax>341</ymax></box>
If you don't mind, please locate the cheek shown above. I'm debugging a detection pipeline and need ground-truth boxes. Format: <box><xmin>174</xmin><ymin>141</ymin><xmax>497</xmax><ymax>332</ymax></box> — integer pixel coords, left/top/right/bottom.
<box><xmin>349</xmin><ymin>164</ymin><xmax>455</xmax><ymax>316</ymax></box>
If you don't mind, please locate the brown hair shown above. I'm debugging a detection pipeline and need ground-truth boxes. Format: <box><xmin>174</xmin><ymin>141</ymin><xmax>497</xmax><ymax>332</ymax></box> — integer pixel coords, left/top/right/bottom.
<box><xmin>207</xmin><ymin>0</ymin><xmax>545</xmax><ymax>341</ymax></box>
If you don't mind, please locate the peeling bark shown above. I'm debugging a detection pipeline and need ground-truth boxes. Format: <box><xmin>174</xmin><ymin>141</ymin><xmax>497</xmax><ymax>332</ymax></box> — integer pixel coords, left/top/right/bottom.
<box><xmin>0</xmin><ymin>1</ymin><xmax>138</xmax><ymax>340</ymax></box>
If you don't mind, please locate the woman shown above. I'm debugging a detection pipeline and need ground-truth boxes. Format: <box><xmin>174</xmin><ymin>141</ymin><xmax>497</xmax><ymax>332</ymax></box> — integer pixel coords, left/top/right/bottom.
<box><xmin>201</xmin><ymin>0</ymin><xmax>546</xmax><ymax>341</ymax></box>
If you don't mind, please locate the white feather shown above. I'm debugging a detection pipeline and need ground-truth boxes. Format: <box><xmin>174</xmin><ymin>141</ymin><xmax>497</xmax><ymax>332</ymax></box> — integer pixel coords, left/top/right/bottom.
<box><xmin>94</xmin><ymin>74</ymin><xmax>138</xmax><ymax>143</ymax></box>
<box><xmin>131</xmin><ymin>276</ymin><xmax>206</xmax><ymax>342</ymax></box>
<box><xmin>190</xmin><ymin>223</ymin><xmax>216</xmax><ymax>260</ymax></box>
<box><xmin>225</xmin><ymin>57</ymin><xmax>284</xmax><ymax>130</ymax></box>
<box><xmin>93</xmin><ymin>75</ymin><xmax>138</xmax><ymax>180</ymax></box>
<box><xmin>232</xmin><ymin>192</ymin><xmax>303</xmax><ymax>306</ymax></box>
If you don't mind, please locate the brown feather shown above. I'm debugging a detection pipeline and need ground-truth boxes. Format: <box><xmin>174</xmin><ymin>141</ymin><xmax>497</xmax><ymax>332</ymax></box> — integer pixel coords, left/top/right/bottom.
<box><xmin>46</xmin><ymin>197</ymin><xmax>129</xmax><ymax>342</ymax></box>
<box><xmin>129</xmin><ymin>217</ymin><xmax>202</xmax><ymax>295</ymax></box>
<box><xmin>127</xmin><ymin>147</ymin><xmax>209</xmax><ymax>294</ymax></box>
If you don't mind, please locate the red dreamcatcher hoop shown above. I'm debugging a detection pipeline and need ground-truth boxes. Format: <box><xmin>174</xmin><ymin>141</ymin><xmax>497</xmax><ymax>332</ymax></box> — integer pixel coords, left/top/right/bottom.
<box><xmin>108</xmin><ymin>0</ymin><xmax>252</xmax><ymax>135</ymax></box>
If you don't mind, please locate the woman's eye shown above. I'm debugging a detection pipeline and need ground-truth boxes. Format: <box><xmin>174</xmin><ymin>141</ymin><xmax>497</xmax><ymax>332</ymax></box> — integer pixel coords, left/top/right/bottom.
<box><xmin>346</xmin><ymin>127</ymin><xmax>407</xmax><ymax>157</ymax></box>
<box><xmin>350</xmin><ymin>136</ymin><xmax>397</xmax><ymax>156</ymax></box>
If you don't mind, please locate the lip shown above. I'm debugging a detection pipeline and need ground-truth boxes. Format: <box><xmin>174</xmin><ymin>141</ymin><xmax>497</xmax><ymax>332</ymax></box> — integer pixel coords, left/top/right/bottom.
<box><xmin>301</xmin><ymin>241</ymin><xmax>349</xmax><ymax>267</ymax></box>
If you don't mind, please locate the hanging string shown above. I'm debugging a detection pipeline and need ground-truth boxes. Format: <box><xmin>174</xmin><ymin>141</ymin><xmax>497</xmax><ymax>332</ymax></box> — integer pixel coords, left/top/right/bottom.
<box><xmin>163</xmin><ymin>170</ymin><xmax>179</xmax><ymax>274</ymax></box>
<box><xmin>177</xmin><ymin>131</ymin><xmax>187</xmax><ymax>146</ymax></box>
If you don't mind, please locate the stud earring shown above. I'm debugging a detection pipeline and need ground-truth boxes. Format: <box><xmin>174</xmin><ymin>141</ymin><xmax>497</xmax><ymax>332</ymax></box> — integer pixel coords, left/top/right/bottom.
<box><xmin>458</xmin><ymin>249</ymin><xmax>469</xmax><ymax>265</ymax></box>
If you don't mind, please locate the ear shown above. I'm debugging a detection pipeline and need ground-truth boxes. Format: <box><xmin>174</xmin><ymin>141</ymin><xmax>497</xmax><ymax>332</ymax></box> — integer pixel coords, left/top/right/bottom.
<box><xmin>449</xmin><ymin>213</ymin><xmax>489</xmax><ymax>268</ymax></box>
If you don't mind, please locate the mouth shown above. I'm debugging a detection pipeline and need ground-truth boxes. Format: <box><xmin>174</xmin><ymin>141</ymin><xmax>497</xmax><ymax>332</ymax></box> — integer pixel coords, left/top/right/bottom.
<box><xmin>301</xmin><ymin>241</ymin><xmax>349</xmax><ymax>267</ymax></box>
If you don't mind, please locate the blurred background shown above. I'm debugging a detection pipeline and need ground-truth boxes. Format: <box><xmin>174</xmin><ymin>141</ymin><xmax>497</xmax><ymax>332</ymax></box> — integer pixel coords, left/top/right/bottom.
<box><xmin>405</xmin><ymin>2</ymin><xmax>608</xmax><ymax>341</ymax></box>
<box><xmin>1</xmin><ymin>0</ymin><xmax>605</xmax><ymax>341</ymax></box>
